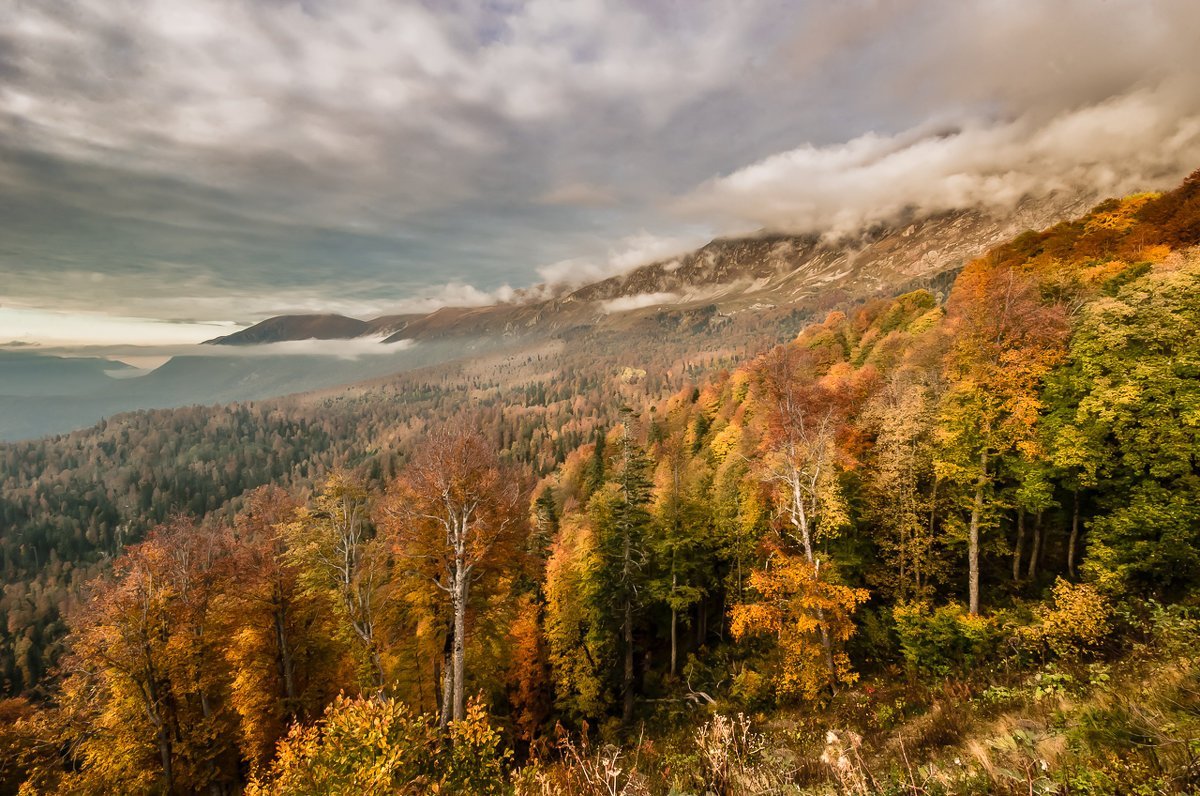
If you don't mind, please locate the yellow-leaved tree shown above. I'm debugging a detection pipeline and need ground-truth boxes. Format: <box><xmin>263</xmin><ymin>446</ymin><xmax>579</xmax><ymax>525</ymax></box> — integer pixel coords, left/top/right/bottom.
<box><xmin>730</xmin><ymin>551</ymin><xmax>868</xmax><ymax>701</ymax></box>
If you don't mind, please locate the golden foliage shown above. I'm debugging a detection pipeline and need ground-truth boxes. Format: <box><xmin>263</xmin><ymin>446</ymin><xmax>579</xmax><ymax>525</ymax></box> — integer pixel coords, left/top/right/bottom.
<box><xmin>1084</xmin><ymin>192</ymin><xmax>1160</xmax><ymax>233</ymax></box>
<box><xmin>709</xmin><ymin>421</ymin><xmax>742</xmax><ymax>461</ymax></box>
<box><xmin>730</xmin><ymin>553</ymin><xmax>868</xmax><ymax>701</ymax></box>
<box><xmin>506</xmin><ymin>594</ymin><xmax>552</xmax><ymax>744</ymax></box>
<box><xmin>246</xmin><ymin>694</ymin><xmax>508</xmax><ymax>795</ymax></box>
<box><xmin>1026</xmin><ymin>578</ymin><xmax>1112</xmax><ymax>659</ymax></box>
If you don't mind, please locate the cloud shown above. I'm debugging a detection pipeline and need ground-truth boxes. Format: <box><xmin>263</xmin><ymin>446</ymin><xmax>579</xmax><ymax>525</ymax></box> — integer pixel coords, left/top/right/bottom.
<box><xmin>0</xmin><ymin>306</ymin><xmax>237</xmax><ymax>347</ymax></box>
<box><xmin>1</xmin><ymin>0</ymin><xmax>1199</xmax><ymax>342</ymax></box>
<box><xmin>206</xmin><ymin>338</ymin><xmax>416</xmax><ymax>360</ymax></box>
<box><xmin>677</xmin><ymin>83</ymin><xmax>1200</xmax><ymax>237</ymax></box>
<box><xmin>536</xmin><ymin>232</ymin><xmax>707</xmax><ymax>286</ymax></box>
<box><xmin>387</xmin><ymin>282</ymin><xmax>516</xmax><ymax>313</ymax></box>
<box><xmin>600</xmin><ymin>292</ymin><xmax>680</xmax><ymax>314</ymax></box>
<box><xmin>16</xmin><ymin>337</ymin><xmax>416</xmax><ymax>363</ymax></box>
<box><xmin>536</xmin><ymin>182</ymin><xmax>617</xmax><ymax>207</ymax></box>
<box><xmin>0</xmin><ymin>0</ymin><xmax>780</xmax><ymax>333</ymax></box>
<box><xmin>0</xmin><ymin>0</ymin><xmax>756</xmax><ymax>222</ymax></box>
<box><xmin>0</xmin><ymin>278</ymin><xmax>519</xmax><ymax>341</ymax></box>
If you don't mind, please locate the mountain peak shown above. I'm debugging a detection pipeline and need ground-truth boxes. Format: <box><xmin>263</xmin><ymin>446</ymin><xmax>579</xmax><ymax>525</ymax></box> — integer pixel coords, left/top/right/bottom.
<box><xmin>204</xmin><ymin>314</ymin><xmax>370</xmax><ymax>345</ymax></box>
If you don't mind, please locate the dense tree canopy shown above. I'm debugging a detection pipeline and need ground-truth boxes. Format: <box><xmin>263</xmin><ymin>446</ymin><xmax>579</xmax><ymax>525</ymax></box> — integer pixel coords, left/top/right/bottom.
<box><xmin>4</xmin><ymin>172</ymin><xmax>1200</xmax><ymax>793</ymax></box>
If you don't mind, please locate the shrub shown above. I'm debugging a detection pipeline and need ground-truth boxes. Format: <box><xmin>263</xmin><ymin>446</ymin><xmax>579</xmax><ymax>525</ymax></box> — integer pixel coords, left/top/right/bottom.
<box><xmin>246</xmin><ymin>694</ymin><xmax>440</xmax><ymax>796</ymax></box>
<box><xmin>246</xmin><ymin>694</ymin><xmax>509</xmax><ymax>795</ymax></box>
<box><xmin>1020</xmin><ymin>578</ymin><xmax>1112</xmax><ymax>660</ymax></box>
<box><xmin>893</xmin><ymin>602</ymin><xmax>1004</xmax><ymax>678</ymax></box>
<box><xmin>728</xmin><ymin>668</ymin><xmax>773</xmax><ymax>712</ymax></box>
<box><xmin>445</xmin><ymin>699</ymin><xmax>512</xmax><ymax>795</ymax></box>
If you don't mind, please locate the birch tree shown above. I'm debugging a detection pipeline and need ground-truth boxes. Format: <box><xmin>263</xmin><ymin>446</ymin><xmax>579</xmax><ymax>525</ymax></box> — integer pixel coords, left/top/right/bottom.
<box><xmin>381</xmin><ymin>429</ymin><xmax>525</xmax><ymax>726</ymax></box>
<box><xmin>750</xmin><ymin>344</ymin><xmax>850</xmax><ymax>680</ymax></box>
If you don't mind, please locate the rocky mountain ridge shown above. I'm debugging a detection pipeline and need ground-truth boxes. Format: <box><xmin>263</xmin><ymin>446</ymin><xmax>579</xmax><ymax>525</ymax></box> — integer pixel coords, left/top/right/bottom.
<box><xmin>209</xmin><ymin>192</ymin><xmax>1093</xmax><ymax>347</ymax></box>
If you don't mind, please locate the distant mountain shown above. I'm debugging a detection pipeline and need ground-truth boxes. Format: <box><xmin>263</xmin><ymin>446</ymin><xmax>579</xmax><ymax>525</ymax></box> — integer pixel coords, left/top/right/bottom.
<box><xmin>204</xmin><ymin>314</ymin><xmax>372</xmax><ymax>345</ymax></box>
<box><xmin>0</xmin><ymin>350</ymin><xmax>133</xmax><ymax>396</ymax></box>
<box><xmin>212</xmin><ymin>194</ymin><xmax>1090</xmax><ymax>347</ymax></box>
<box><xmin>0</xmin><ymin>338</ymin><xmax>496</xmax><ymax>441</ymax></box>
<box><xmin>203</xmin><ymin>312</ymin><xmax>427</xmax><ymax>345</ymax></box>
<box><xmin>362</xmin><ymin>314</ymin><xmax>425</xmax><ymax>338</ymax></box>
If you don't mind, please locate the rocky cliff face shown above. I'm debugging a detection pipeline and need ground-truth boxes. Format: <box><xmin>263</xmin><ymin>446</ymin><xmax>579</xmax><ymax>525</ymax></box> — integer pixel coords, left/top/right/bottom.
<box><xmin>564</xmin><ymin>192</ymin><xmax>1093</xmax><ymax>310</ymax></box>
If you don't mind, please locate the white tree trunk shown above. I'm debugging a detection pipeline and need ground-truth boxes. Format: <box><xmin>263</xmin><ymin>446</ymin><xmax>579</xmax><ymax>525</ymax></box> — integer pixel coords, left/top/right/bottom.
<box><xmin>450</xmin><ymin>561</ymin><xmax>468</xmax><ymax>723</ymax></box>
<box><xmin>439</xmin><ymin>636</ymin><xmax>453</xmax><ymax>728</ymax></box>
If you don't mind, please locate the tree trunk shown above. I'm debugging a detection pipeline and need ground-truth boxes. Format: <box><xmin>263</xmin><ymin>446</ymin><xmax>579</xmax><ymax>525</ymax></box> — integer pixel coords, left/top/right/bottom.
<box><xmin>670</xmin><ymin>605</ymin><xmax>677</xmax><ymax>678</ymax></box>
<box><xmin>157</xmin><ymin>731</ymin><xmax>175</xmax><ymax>795</ymax></box>
<box><xmin>922</xmin><ymin>476</ymin><xmax>939</xmax><ymax>598</ymax></box>
<box><xmin>273</xmin><ymin>591</ymin><xmax>297</xmax><ymax>705</ymax></box>
<box><xmin>622</xmin><ymin>593</ymin><xmax>634</xmax><ymax>724</ymax></box>
<box><xmin>669</xmin><ymin>556</ymin><xmax>678</xmax><ymax>677</ymax></box>
<box><xmin>452</xmin><ymin>565</ymin><xmax>468</xmax><ymax>723</ymax></box>
<box><xmin>370</xmin><ymin>645</ymin><xmax>385</xmax><ymax>691</ymax></box>
<box><xmin>1027</xmin><ymin>510</ymin><xmax>1042</xmax><ymax>580</ymax></box>
<box><xmin>812</xmin><ymin>558</ymin><xmax>837</xmax><ymax>692</ymax></box>
<box><xmin>793</xmin><ymin>479</ymin><xmax>836</xmax><ymax>684</ymax></box>
<box><xmin>439</xmin><ymin>624</ymin><xmax>453</xmax><ymax>728</ymax></box>
<box><xmin>143</xmin><ymin>641</ymin><xmax>175</xmax><ymax>794</ymax></box>
<box><xmin>1012</xmin><ymin>507</ymin><xmax>1025</xmax><ymax>582</ymax></box>
<box><xmin>968</xmin><ymin>450</ymin><xmax>988</xmax><ymax>616</ymax></box>
<box><xmin>1068</xmin><ymin>489</ymin><xmax>1080</xmax><ymax>579</ymax></box>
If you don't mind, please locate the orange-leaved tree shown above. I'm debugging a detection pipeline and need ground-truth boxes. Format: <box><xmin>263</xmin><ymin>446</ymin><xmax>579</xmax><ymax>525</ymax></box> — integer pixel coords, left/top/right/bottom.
<box><xmin>226</xmin><ymin>486</ymin><xmax>346</xmax><ymax>768</ymax></box>
<box><xmin>747</xmin><ymin>342</ymin><xmax>855</xmax><ymax>681</ymax></box>
<box><xmin>51</xmin><ymin>518</ymin><xmax>240</xmax><ymax>793</ymax></box>
<box><xmin>379</xmin><ymin>429</ymin><xmax>526</xmax><ymax>726</ymax></box>
<box><xmin>937</xmin><ymin>257</ymin><xmax>1069</xmax><ymax>614</ymax></box>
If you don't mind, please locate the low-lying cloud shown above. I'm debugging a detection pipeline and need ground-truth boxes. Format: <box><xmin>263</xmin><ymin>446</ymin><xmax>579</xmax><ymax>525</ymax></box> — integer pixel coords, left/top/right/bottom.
<box><xmin>18</xmin><ymin>337</ymin><xmax>416</xmax><ymax>365</ymax></box>
<box><xmin>677</xmin><ymin>84</ymin><xmax>1200</xmax><ymax>238</ymax></box>
<box><xmin>600</xmin><ymin>292</ymin><xmax>681</xmax><ymax>314</ymax></box>
<box><xmin>537</xmin><ymin>232</ymin><xmax>707</xmax><ymax>287</ymax></box>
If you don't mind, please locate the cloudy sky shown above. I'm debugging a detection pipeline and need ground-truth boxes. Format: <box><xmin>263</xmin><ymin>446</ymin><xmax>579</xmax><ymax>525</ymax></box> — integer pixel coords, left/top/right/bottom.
<box><xmin>2</xmin><ymin>0</ymin><xmax>1199</xmax><ymax>344</ymax></box>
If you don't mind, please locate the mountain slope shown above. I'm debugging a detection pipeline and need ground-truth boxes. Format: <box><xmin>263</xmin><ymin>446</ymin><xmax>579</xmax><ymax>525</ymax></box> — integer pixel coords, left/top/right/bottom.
<box><xmin>0</xmin><ymin>350</ymin><xmax>134</xmax><ymax>396</ymax></box>
<box><xmin>211</xmin><ymin>193</ymin><xmax>1090</xmax><ymax>348</ymax></box>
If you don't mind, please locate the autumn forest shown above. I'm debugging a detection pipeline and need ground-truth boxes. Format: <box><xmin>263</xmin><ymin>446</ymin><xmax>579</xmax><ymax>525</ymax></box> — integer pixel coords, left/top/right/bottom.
<box><xmin>3</xmin><ymin>172</ymin><xmax>1200</xmax><ymax>794</ymax></box>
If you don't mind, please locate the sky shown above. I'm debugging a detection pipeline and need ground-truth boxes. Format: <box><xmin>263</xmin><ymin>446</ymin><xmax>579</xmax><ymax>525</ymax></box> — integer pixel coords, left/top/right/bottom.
<box><xmin>2</xmin><ymin>0</ymin><xmax>1200</xmax><ymax>345</ymax></box>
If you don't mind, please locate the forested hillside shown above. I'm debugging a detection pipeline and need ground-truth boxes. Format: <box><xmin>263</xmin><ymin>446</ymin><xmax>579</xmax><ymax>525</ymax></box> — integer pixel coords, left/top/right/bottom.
<box><xmin>0</xmin><ymin>299</ymin><xmax>826</xmax><ymax>698</ymax></box>
<box><xmin>3</xmin><ymin>171</ymin><xmax>1200</xmax><ymax>794</ymax></box>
